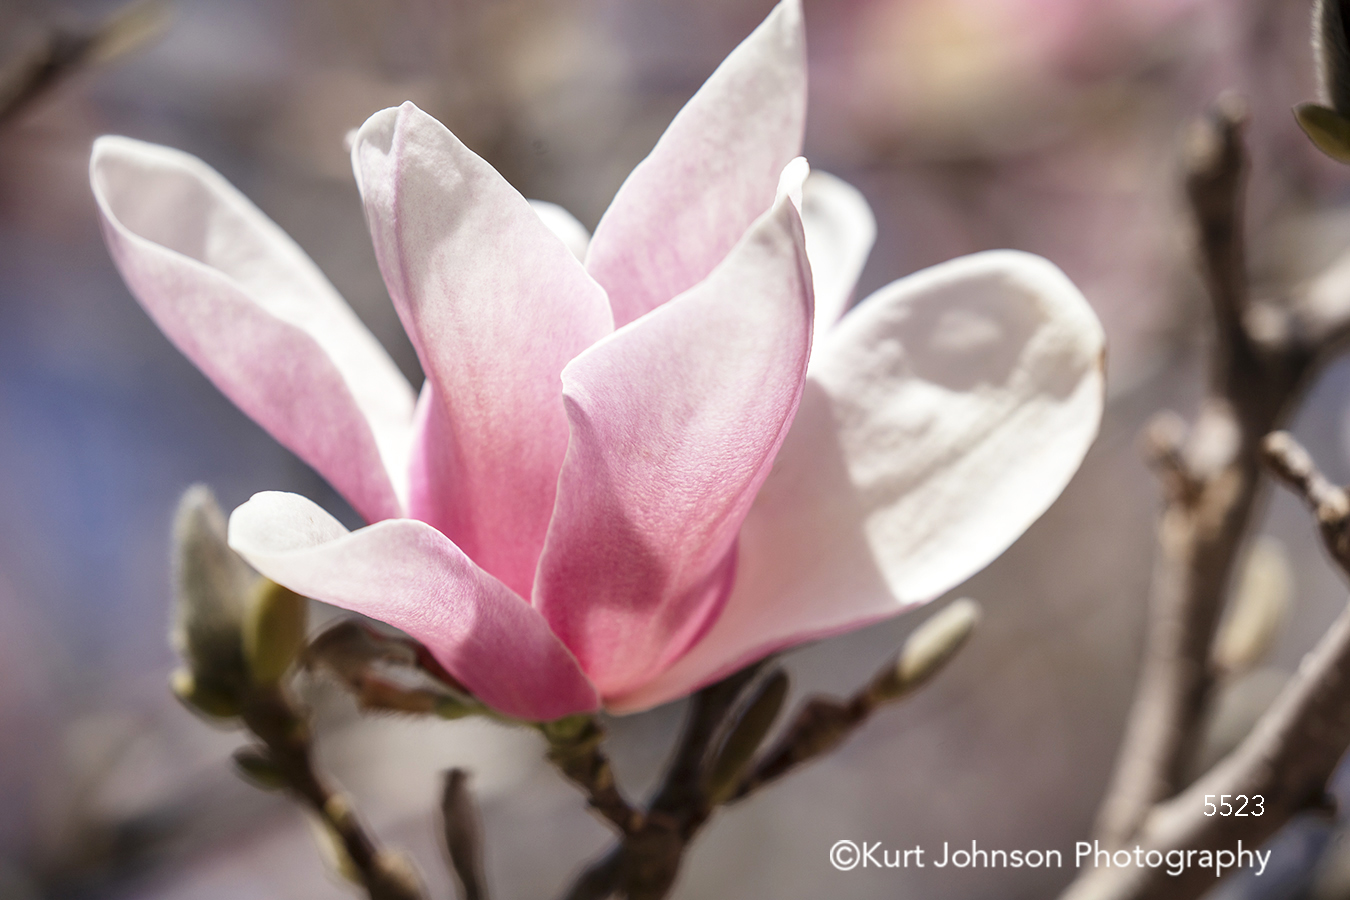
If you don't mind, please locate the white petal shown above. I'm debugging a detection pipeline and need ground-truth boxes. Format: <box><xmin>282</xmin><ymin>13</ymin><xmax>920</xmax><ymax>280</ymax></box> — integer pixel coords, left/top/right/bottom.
<box><xmin>529</xmin><ymin>200</ymin><xmax>591</xmax><ymax>261</ymax></box>
<box><xmin>612</xmin><ymin>250</ymin><xmax>1104</xmax><ymax>712</ymax></box>
<box><xmin>801</xmin><ymin>171</ymin><xmax>877</xmax><ymax>343</ymax></box>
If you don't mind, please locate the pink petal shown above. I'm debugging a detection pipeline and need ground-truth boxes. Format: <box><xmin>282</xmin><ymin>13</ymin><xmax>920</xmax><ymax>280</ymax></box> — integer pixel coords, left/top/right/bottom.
<box><xmin>612</xmin><ymin>251</ymin><xmax>1105</xmax><ymax>712</ymax></box>
<box><xmin>90</xmin><ymin>137</ymin><xmax>415</xmax><ymax>523</ymax></box>
<box><xmin>351</xmin><ymin>104</ymin><xmax>613</xmax><ymax>598</ymax></box>
<box><xmin>535</xmin><ymin>181</ymin><xmax>814</xmax><ymax>699</ymax></box>
<box><xmin>801</xmin><ymin>171</ymin><xmax>876</xmax><ymax>340</ymax></box>
<box><xmin>585</xmin><ymin>0</ymin><xmax>806</xmax><ymax>327</ymax></box>
<box><xmin>228</xmin><ymin>492</ymin><xmax>598</xmax><ymax>720</ymax></box>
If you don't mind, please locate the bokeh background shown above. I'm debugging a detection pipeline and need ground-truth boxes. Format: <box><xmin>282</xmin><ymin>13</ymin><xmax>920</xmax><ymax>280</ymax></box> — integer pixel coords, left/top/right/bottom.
<box><xmin>5</xmin><ymin>0</ymin><xmax>1350</xmax><ymax>898</ymax></box>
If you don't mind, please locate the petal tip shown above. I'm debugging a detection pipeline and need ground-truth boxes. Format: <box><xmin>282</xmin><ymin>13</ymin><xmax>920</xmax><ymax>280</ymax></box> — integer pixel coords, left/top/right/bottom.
<box><xmin>777</xmin><ymin>156</ymin><xmax>810</xmax><ymax>209</ymax></box>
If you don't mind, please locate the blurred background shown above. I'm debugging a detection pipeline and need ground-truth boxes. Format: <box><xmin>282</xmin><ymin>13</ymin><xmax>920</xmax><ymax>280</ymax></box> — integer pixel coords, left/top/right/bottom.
<box><xmin>4</xmin><ymin>0</ymin><xmax>1350</xmax><ymax>897</ymax></box>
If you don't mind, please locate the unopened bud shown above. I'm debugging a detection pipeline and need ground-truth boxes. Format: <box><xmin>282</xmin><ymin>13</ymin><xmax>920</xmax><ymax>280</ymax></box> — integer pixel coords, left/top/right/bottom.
<box><xmin>441</xmin><ymin>769</ymin><xmax>487</xmax><ymax>900</ymax></box>
<box><xmin>243</xmin><ymin>580</ymin><xmax>308</xmax><ymax>685</ymax></box>
<box><xmin>704</xmin><ymin>669</ymin><xmax>789</xmax><ymax>805</ymax></box>
<box><xmin>1213</xmin><ymin>537</ymin><xmax>1291</xmax><ymax>676</ymax></box>
<box><xmin>1190</xmin><ymin>668</ymin><xmax>1289</xmax><ymax>778</ymax></box>
<box><xmin>171</xmin><ymin>486</ymin><xmax>255</xmax><ymax>713</ymax></box>
<box><xmin>1299</xmin><ymin>1</ymin><xmax>1350</xmax><ymax>161</ymax></box>
<box><xmin>170</xmin><ymin>667</ymin><xmax>243</xmax><ymax>718</ymax></box>
<box><xmin>872</xmin><ymin>598</ymin><xmax>981</xmax><ymax>701</ymax></box>
<box><xmin>232</xmin><ymin>745</ymin><xmax>287</xmax><ymax>790</ymax></box>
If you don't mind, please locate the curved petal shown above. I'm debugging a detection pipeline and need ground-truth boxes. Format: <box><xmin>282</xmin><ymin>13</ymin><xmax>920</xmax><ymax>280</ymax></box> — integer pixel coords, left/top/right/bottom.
<box><xmin>612</xmin><ymin>250</ymin><xmax>1105</xmax><ymax>712</ymax></box>
<box><xmin>801</xmin><ymin>171</ymin><xmax>876</xmax><ymax>340</ymax></box>
<box><xmin>91</xmin><ymin>137</ymin><xmax>415</xmax><ymax>523</ymax></box>
<box><xmin>585</xmin><ymin>0</ymin><xmax>806</xmax><ymax>327</ymax></box>
<box><xmin>529</xmin><ymin>199</ymin><xmax>591</xmax><ymax>261</ymax></box>
<box><xmin>352</xmin><ymin>103</ymin><xmax>613</xmax><ymax>598</ymax></box>
<box><xmin>535</xmin><ymin>180</ymin><xmax>813</xmax><ymax>699</ymax></box>
<box><xmin>228</xmin><ymin>492</ymin><xmax>599</xmax><ymax>720</ymax></box>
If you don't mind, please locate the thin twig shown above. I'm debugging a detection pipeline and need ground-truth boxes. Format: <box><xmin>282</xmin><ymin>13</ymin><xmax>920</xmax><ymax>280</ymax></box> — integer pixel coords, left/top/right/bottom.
<box><xmin>1061</xmin><ymin>433</ymin><xmax>1350</xmax><ymax>900</ymax></box>
<box><xmin>555</xmin><ymin>666</ymin><xmax>766</xmax><ymax>900</ymax></box>
<box><xmin>542</xmin><ymin>717</ymin><xmax>644</xmax><ymax>836</ymax></box>
<box><xmin>1093</xmin><ymin>96</ymin><xmax>1322</xmax><ymax>849</ymax></box>
<box><xmin>554</xmin><ymin>600</ymin><xmax>980</xmax><ymax>900</ymax></box>
<box><xmin>734</xmin><ymin>599</ymin><xmax>979</xmax><ymax>800</ymax></box>
<box><xmin>649</xmin><ymin>660</ymin><xmax>768</xmax><ymax>826</ymax></box>
<box><xmin>240</xmin><ymin>686</ymin><xmax>424</xmax><ymax>900</ymax></box>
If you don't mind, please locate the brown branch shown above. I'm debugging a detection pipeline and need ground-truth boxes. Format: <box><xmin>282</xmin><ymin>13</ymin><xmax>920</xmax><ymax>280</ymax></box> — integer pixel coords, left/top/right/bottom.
<box><xmin>648</xmin><ymin>661</ymin><xmax>767</xmax><ymax>824</ymax></box>
<box><xmin>542</xmin><ymin>717</ymin><xmax>644</xmax><ymax>837</ymax></box>
<box><xmin>1060</xmin><ymin>433</ymin><xmax>1350</xmax><ymax>900</ymax></box>
<box><xmin>1092</xmin><ymin>96</ymin><xmax>1321</xmax><ymax>849</ymax></box>
<box><xmin>553</xmin><ymin>668</ymin><xmax>765</xmax><ymax>900</ymax></box>
<box><xmin>554</xmin><ymin>600</ymin><xmax>980</xmax><ymax>900</ymax></box>
<box><xmin>734</xmin><ymin>598</ymin><xmax>979</xmax><ymax>800</ymax></box>
<box><xmin>1187</xmin><ymin>94</ymin><xmax>1250</xmax><ymax>366</ymax></box>
<box><xmin>239</xmin><ymin>686</ymin><xmax>423</xmax><ymax>900</ymax></box>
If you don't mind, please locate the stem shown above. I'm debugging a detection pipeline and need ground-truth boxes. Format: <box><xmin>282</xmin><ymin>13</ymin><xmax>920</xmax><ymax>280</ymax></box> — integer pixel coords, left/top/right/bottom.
<box><xmin>543</xmin><ymin>717</ymin><xmax>644</xmax><ymax>836</ymax></box>
<box><xmin>241</xmin><ymin>687</ymin><xmax>423</xmax><ymax>900</ymax></box>
<box><xmin>553</xmin><ymin>668</ymin><xmax>764</xmax><ymax>900</ymax></box>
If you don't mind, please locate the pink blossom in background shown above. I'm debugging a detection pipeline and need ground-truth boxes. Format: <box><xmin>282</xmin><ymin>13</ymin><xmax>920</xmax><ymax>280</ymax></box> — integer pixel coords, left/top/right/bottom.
<box><xmin>90</xmin><ymin>0</ymin><xmax>1104</xmax><ymax>720</ymax></box>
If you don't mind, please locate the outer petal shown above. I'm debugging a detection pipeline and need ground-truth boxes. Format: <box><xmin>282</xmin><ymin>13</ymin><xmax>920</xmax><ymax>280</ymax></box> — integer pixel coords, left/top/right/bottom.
<box><xmin>585</xmin><ymin>0</ymin><xmax>806</xmax><ymax>327</ymax></box>
<box><xmin>613</xmin><ymin>250</ymin><xmax>1105</xmax><ymax>712</ymax></box>
<box><xmin>228</xmin><ymin>492</ymin><xmax>598</xmax><ymax>720</ymax></box>
<box><xmin>91</xmin><ymin>137</ymin><xmax>415</xmax><ymax>523</ymax></box>
<box><xmin>352</xmin><ymin>104</ymin><xmax>613</xmax><ymax>598</ymax></box>
<box><xmin>535</xmin><ymin>184</ymin><xmax>814</xmax><ymax>699</ymax></box>
<box><xmin>801</xmin><ymin>171</ymin><xmax>877</xmax><ymax>340</ymax></box>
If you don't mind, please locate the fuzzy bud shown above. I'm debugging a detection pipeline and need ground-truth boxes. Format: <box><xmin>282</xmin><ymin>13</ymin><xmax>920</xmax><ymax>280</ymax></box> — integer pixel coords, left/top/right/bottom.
<box><xmin>1213</xmin><ymin>537</ymin><xmax>1291</xmax><ymax>676</ymax></box>
<box><xmin>170</xmin><ymin>668</ymin><xmax>242</xmax><ymax>718</ymax></box>
<box><xmin>870</xmin><ymin>598</ymin><xmax>981</xmax><ymax>702</ymax></box>
<box><xmin>232</xmin><ymin>745</ymin><xmax>287</xmax><ymax>791</ymax></box>
<box><xmin>170</xmin><ymin>485</ymin><xmax>255</xmax><ymax>717</ymax></box>
<box><xmin>243</xmin><ymin>579</ymin><xmax>309</xmax><ymax>686</ymax></box>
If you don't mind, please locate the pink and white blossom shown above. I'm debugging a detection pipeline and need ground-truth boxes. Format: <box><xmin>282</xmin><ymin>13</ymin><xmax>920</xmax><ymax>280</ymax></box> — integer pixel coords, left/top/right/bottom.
<box><xmin>90</xmin><ymin>0</ymin><xmax>1104</xmax><ymax>720</ymax></box>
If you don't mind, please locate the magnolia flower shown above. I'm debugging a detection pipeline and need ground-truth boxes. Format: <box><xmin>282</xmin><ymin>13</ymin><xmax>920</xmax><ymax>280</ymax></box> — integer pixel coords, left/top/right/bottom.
<box><xmin>90</xmin><ymin>0</ymin><xmax>1103</xmax><ymax>720</ymax></box>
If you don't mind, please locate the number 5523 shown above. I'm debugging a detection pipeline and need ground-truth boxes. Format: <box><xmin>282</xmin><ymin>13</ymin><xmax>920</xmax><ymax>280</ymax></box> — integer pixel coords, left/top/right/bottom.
<box><xmin>1204</xmin><ymin>794</ymin><xmax>1264</xmax><ymax>816</ymax></box>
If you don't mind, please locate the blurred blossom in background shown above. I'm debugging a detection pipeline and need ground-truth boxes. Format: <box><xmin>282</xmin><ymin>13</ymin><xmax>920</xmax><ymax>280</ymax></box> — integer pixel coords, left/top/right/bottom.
<box><xmin>6</xmin><ymin>0</ymin><xmax>1350</xmax><ymax>898</ymax></box>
